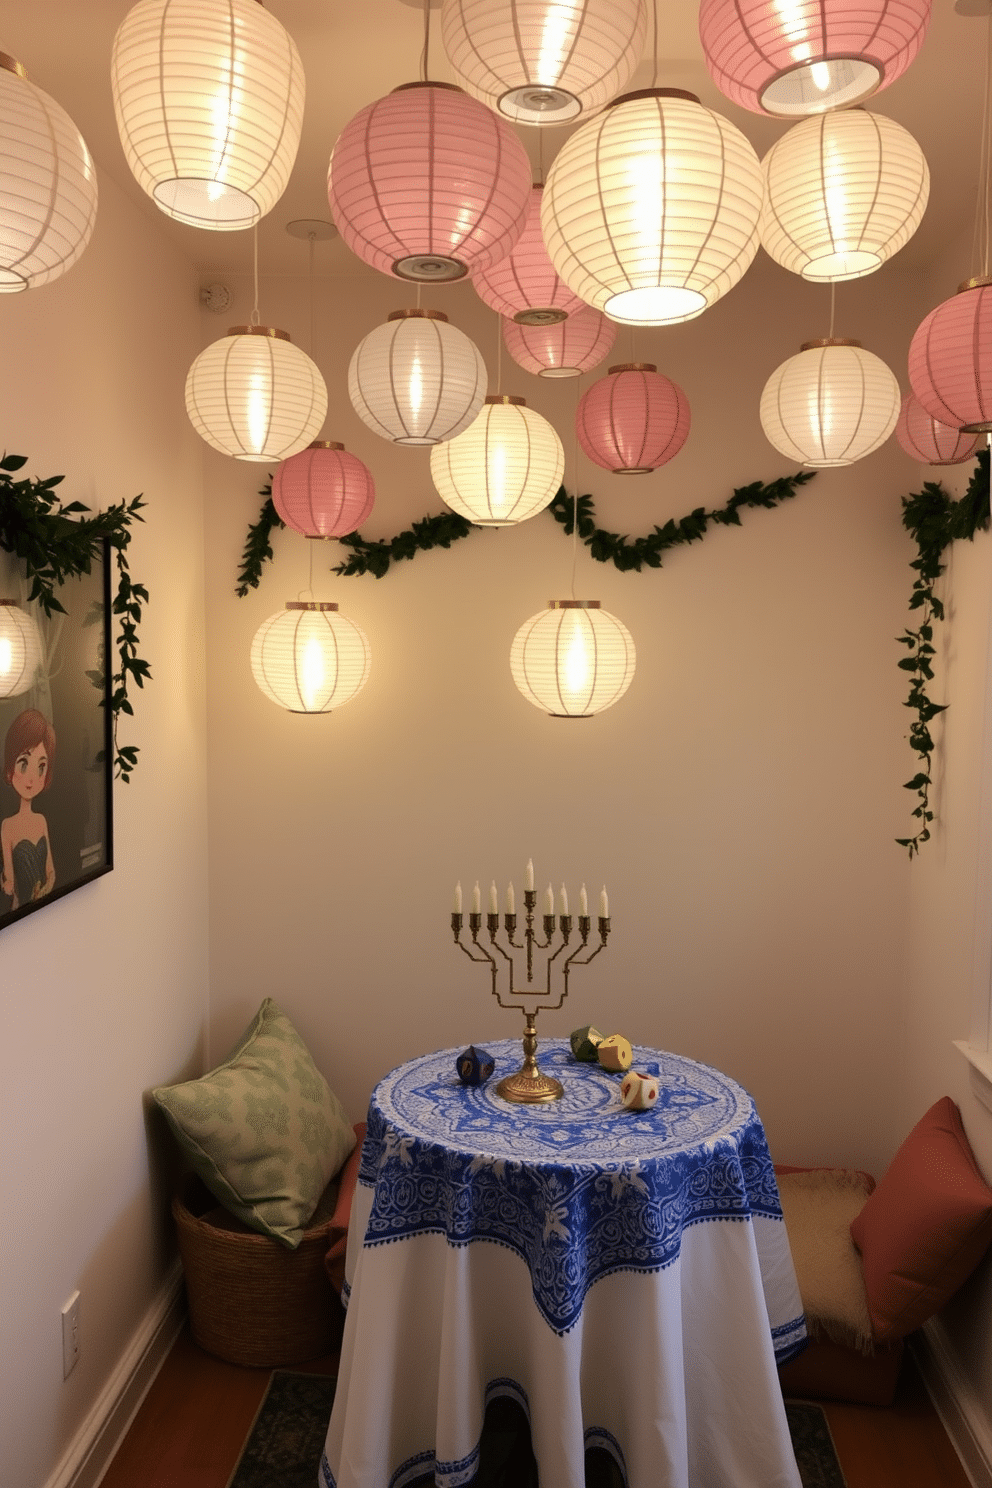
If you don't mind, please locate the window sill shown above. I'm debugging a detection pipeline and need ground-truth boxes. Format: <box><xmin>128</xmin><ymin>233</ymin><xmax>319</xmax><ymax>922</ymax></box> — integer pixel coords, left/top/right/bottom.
<box><xmin>953</xmin><ymin>1041</ymin><xmax>992</xmax><ymax>1114</ymax></box>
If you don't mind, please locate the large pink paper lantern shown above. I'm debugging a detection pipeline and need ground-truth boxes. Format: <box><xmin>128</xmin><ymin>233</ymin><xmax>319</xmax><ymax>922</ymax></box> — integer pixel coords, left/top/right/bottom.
<box><xmin>272</xmin><ymin>442</ymin><xmax>375</xmax><ymax>538</ymax></box>
<box><xmin>503</xmin><ymin>305</ymin><xmax>617</xmax><ymax>378</ymax></box>
<box><xmin>698</xmin><ymin>0</ymin><xmax>931</xmax><ymax>117</ymax></box>
<box><xmin>472</xmin><ymin>185</ymin><xmax>583</xmax><ymax>325</ymax></box>
<box><xmin>896</xmin><ymin>393</ymin><xmax>981</xmax><ymax>467</ymax></box>
<box><xmin>909</xmin><ymin>279</ymin><xmax>992</xmax><ymax>433</ymax></box>
<box><xmin>327</xmin><ymin>81</ymin><xmax>531</xmax><ymax>283</ymax></box>
<box><xmin>577</xmin><ymin>364</ymin><xmax>691</xmax><ymax>474</ymax></box>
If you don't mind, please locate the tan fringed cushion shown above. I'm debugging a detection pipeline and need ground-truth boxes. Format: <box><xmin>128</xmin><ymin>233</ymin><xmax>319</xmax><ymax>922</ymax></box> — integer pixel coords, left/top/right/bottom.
<box><xmin>778</xmin><ymin>1168</ymin><xmax>874</xmax><ymax>1352</ymax></box>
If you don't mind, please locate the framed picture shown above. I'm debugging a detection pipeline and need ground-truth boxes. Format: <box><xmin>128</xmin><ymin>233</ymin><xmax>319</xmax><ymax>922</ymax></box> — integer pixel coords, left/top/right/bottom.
<box><xmin>0</xmin><ymin>539</ymin><xmax>113</xmax><ymax>930</ymax></box>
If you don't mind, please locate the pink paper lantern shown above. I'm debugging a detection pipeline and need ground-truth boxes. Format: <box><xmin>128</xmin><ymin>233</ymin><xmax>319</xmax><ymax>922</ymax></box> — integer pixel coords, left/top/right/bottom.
<box><xmin>472</xmin><ymin>184</ymin><xmax>583</xmax><ymax>325</ymax></box>
<box><xmin>328</xmin><ymin>81</ymin><xmax>531</xmax><ymax>283</ymax></box>
<box><xmin>503</xmin><ymin>305</ymin><xmax>617</xmax><ymax>379</ymax></box>
<box><xmin>908</xmin><ymin>278</ymin><xmax>992</xmax><ymax>433</ymax></box>
<box><xmin>577</xmin><ymin>363</ymin><xmax>690</xmax><ymax>474</ymax></box>
<box><xmin>698</xmin><ymin>0</ymin><xmax>931</xmax><ymax>117</ymax></box>
<box><xmin>896</xmin><ymin>392</ymin><xmax>981</xmax><ymax>467</ymax></box>
<box><xmin>272</xmin><ymin>442</ymin><xmax>375</xmax><ymax>538</ymax></box>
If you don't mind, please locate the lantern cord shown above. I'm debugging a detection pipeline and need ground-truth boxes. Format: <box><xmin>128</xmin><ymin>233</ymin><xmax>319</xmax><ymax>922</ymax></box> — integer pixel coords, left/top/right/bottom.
<box><xmin>571</xmin><ymin>378</ymin><xmax>580</xmax><ymax>599</ymax></box>
<box><xmin>651</xmin><ymin>0</ymin><xmax>659</xmax><ymax>89</ymax></box>
<box><xmin>417</xmin><ymin>282</ymin><xmax>422</xmax><ymax>310</ymax></box>
<box><xmin>420</xmin><ymin>0</ymin><xmax>431</xmax><ymax>82</ymax></box>
<box><xmin>829</xmin><ymin>282</ymin><xmax>836</xmax><ymax>339</ymax></box>
<box><xmin>496</xmin><ymin>316</ymin><xmax>503</xmax><ymax>393</ymax></box>
<box><xmin>538</xmin><ymin>129</ymin><xmax>544</xmax><ymax>187</ymax></box>
<box><xmin>308</xmin><ymin>231</ymin><xmax>315</xmax><ymax>357</ymax></box>
<box><xmin>976</xmin><ymin>11</ymin><xmax>992</xmax><ymax>278</ymax></box>
<box><xmin>251</xmin><ymin>223</ymin><xmax>260</xmax><ymax>327</ymax></box>
<box><xmin>299</xmin><ymin>541</ymin><xmax>315</xmax><ymax>604</ymax></box>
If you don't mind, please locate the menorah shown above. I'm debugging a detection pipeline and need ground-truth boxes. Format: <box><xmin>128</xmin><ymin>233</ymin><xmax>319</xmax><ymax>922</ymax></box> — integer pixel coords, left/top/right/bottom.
<box><xmin>451</xmin><ymin>866</ymin><xmax>611</xmax><ymax>1104</ymax></box>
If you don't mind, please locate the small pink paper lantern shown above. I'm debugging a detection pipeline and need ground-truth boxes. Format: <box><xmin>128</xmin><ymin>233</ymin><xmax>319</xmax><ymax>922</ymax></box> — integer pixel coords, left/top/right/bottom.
<box><xmin>328</xmin><ymin>81</ymin><xmax>531</xmax><ymax>283</ymax></box>
<box><xmin>272</xmin><ymin>442</ymin><xmax>375</xmax><ymax>538</ymax></box>
<box><xmin>503</xmin><ymin>305</ymin><xmax>617</xmax><ymax>379</ymax></box>
<box><xmin>472</xmin><ymin>184</ymin><xmax>583</xmax><ymax>325</ymax></box>
<box><xmin>577</xmin><ymin>363</ymin><xmax>690</xmax><ymax>474</ymax></box>
<box><xmin>908</xmin><ymin>278</ymin><xmax>992</xmax><ymax>433</ymax></box>
<box><xmin>698</xmin><ymin>0</ymin><xmax>931</xmax><ymax>117</ymax></box>
<box><xmin>896</xmin><ymin>393</ymin><xmax>981</xmax><ymax>467</ymax></box>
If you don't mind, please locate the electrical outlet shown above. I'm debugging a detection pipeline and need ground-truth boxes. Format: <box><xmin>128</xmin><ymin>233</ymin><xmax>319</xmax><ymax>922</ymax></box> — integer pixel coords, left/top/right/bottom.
<box><xmin>61</xmin><ymin>1291</ymin><xmax>80</xmax><ymax>1379</ymax></box>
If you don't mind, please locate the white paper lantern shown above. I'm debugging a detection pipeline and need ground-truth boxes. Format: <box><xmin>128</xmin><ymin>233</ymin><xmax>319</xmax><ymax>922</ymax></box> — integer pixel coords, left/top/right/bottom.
<box><xmin>111</xmin><ymin>0</ymin><xmax>305</xmax><ymax>230</ymax></box>
<box><xmin>510</xmin><ymin>600</ymin><xmax>635</xmax><ymax>717</ymax></box>
<box><xmin>0</xmin><ymin>54</ymin><xmax>97</xmax><ymax>292</ymax></box>
<box><xmin>348</xmin><ymin>310</ymin><xmax>487</xmax><ymax>445</ymax></box>
<box><xmin>542</xmin><ymin>88</ymin><xmax>764</xmax><ymax>325</ymax></box>
<box><xmin>760</xmin><ymin>338</ymin><xmax>900</xmax><ymax>466</ymax></box>
<box><xmin>430</xmin><ymin>396</ymin><xmax>564</xmax><ymax>525</ymax></box>
<box><xmin>250</xmin><ymin>602</ymin><xmax>370</xmax><ymax>714</ymax></box>
<box><xmin>441</xmin><ymin>0</ymin><xmax>647</xmax><ymax>126</ymax></box>
<box><xmin>760</xmin><ymin>110</ymin><xmax>929</xmax><ymax>282</ymax></box>
<box><xmin>0</xmin><ymin>600</ymin><xmax>43</xmax><ymax>697</ymax></box>
<box><xmin>185</xmin><ymin>326</ymin><xmax>327</xmax><ymax>462</ymax></box>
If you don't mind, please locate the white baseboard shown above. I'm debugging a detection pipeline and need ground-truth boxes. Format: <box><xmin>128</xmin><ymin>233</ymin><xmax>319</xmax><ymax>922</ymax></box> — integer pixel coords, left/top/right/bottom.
<box><xmin>43</xmin><ymin>1260</ymin><xmax>186</xmax><ymax>1488</ymax></box>
<box><xmin>913</xmin><ymin>1319</ymin><xmax>992</xmax><ymax>1488</ymax></box>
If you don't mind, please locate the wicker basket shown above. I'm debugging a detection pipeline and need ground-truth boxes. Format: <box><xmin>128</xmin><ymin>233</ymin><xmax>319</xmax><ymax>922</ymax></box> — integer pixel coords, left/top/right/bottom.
<box><xmin>173</xmin><ymin>1172</ymin><xmax>343</xmax><ymax>1367</ymax></box>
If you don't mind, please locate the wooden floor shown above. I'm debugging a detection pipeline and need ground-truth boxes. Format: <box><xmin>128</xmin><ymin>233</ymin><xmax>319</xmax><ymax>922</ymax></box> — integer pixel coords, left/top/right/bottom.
<box><xmin>101</xmin><ymin>1320</ymin><xmax>972</xmax><ymax>1488</ymax></box>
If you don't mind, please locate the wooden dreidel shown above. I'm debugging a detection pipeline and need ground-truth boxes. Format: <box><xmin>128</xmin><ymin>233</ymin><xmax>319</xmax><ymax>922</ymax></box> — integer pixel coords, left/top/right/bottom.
<box><xmin>456</xmin><ymin>1045</ymin><xmax>495</xmax><ymax>1086</ymax></box>
<box><xmin>597</xmin><ymin>1034</ymin><xmax>632</xmax><ymax>1073</ymax></box>
<box><xmin>570</xmin><ymin>1025</ymin><xmax>604</xmax><ymax>1062</ymax></box>
<box><xmin>621</xmin><ymin>1070</ymin><xmax>659</xmax><ymax>1110</ymax></box>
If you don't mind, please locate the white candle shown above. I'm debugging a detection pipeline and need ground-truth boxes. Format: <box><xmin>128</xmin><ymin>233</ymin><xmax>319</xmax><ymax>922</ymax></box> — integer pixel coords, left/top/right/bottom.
<box><xmin>600</xmin><ymin>885</ymin><xmax>609</xmax><ymax>918</ymax></box>
<box><xmin>558</xmin><ymin>883</ymin><xmax>569</xmax><ymax>916</ymax></box>
<box><xmin>506</xmin><ymin>881</ymin><xmax>515</xmax><ymax>914</ymax></box>
<box><xmin>525</xmin><ymin>858</ymin><xmax>535</xmax><ymax>891</ymax></box>
<box><xmin>489</xmin><ymin>880</ymin><xmax>499</xmax><ymax>915</ymax></box>
<box><xmin>471</xmin><ymin>881</ymin><xmax>481</xmax><ymax>915</ymax></box>
<box><xmin>544</xmin><ymin>883</ymin><xmax>554</xmax><ymax>916</ymax></box>
<box><xmin>579</xmin><ymin>883</ymin><xmax>588</xmax><ymax>917</ymax></box>
<box><xmin>453</xmin><ymin>881</ymin><xmax>463</xmax><ymax>914</ymax></box>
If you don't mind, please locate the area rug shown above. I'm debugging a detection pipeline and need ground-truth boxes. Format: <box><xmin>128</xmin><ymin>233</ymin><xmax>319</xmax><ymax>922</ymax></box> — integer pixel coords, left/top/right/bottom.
<box><xmin>227</xmin><ymin>1370</ymin><xmax>847</xmax><ymax>1488</ymax></box>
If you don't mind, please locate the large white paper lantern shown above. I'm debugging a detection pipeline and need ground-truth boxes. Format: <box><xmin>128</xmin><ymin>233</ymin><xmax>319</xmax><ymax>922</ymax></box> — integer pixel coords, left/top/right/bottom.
<box><xmin>186</xmin><ymin>326</ymin><xmax>327</xmax><ymax>462</ymax></box>
<box><xmin>430</xmin><ymin>396</ymin><xmax>564</xmax><ymax>525</ymax></box>
<box><xmin>541</xmin><ymin>89</ymin><xmax>764</xmax><ymax>325</ymax></box>
<box><xmin>760</xmin><ymin>338</ymin><xmax>900</xmax><ymax>466</ymax></box>
<box><xmin>348</xmin><ymin>310</ymin><xmax>487</xmax><ymax>445</ymax></box>
<box><xmin>441</xmin><ymin>0</ymin><xmax>647</xmax><ymax>126</ymax></box>
<box><xmin>760</xmin><ymin>110</ymin><xmax>929</xmax><ymax>282</ymax></box>
<box><xmin>111</xmin><ymin>0</ymin><xmax>305</xmax><ymax>230</ymax></box>
<box><xmin>250</xmin><ymin>601</ymin><xmax>370</xmax><ymax>714</ymax></box>
<box><xmin>0</xmin><ymin>54</ymin><xmax>97</xmax><ymax>292</ymax></box>
<box><xmin>510</xmin><ymin>600</ymin><xmax>635</xmax><ymax>716</ymax></box>
<box><xmin>0</xmin><ymin>600</ymin><xmax>43</xmax><ymax>697</ymax></box>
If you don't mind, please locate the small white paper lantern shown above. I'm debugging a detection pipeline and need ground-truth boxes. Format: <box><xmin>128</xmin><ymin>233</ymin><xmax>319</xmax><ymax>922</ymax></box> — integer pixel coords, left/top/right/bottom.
<box><xmin>0</xmin><ymin>54</ymin><xmax>98</xmax><ymax>292</ymax></box>
<box><xmin>430</xmin><ymin>396</ymin><xmax>564</xmax><ymax>526</ymax></box>
<box><xmin>0</xmin><ymin>600</ymin><xmax>43</xmax><ymax>697</ymax></box>
<box><xmin>250</xmin><ymin>601</ymin><xmax>371</xmax><ymax>714</ymax></box>
<box><xmin>510</xmin><ymin>600</ymin><xmax>635</xmax><ymax>717</ymax></box>
<box><xmin>348</xmin><ymin>310</ymin><xmax>487</xmax><ymax>446</ymax></box>
<box><xmin>760</xmin><ymin>338</ymin><xmax>900</xmax><ymax>467</ymax></box>
<box><xmin>185</xmin><ymin>326</ymin><xmax>327</xmax><ymax>462</ymax></box>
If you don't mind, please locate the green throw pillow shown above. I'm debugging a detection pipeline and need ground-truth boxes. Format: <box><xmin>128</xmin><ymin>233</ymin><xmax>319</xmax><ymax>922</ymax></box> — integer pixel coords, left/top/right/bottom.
<box><xmin>152</xmin><ymin>998</ymin><xmax>356</xmax><ymax>1250</ymax></box>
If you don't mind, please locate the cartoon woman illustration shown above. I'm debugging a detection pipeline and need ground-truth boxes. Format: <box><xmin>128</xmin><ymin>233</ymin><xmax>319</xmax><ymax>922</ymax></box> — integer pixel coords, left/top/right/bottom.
<box><xmin>1</xmin><ymin>708</ymin><xmax>56</xmax><ymax>909</ymax></box>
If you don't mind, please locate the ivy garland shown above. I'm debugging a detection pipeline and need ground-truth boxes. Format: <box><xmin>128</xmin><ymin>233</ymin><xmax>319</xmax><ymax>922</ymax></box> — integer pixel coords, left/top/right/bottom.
<box><xmin>0</xmin><ymin>453</ymin><xmax>149</xmax><ymax>783</ymax></box>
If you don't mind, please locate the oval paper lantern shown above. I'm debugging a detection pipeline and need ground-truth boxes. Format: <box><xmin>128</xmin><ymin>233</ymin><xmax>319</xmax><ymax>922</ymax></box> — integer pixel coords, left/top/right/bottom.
<box><xmin>760</xmin><ymin>339</ymin><xmax>900</xmax><ymax>466</ymax></box>
<box><xmin>760</xmin><ymin>110</ymin><xmax>929</xmax><ymax>282</ymax></box>
<box><xmin>430</xmin><ymin>396</ymin><xmax>564</xmax><ymax>525</ymax></box>
<box><xmin>250</xmin><ymin>601</ymin><xmax>371</xmax><ymax>714</ymax></box>
<box><xmin>348</xmin><ymin>310</ymin><xmax>487</xmax><ymax>445</ymax></box>
<box><xmin>577</xmin><ymin>363</ymin><xmax>690</xmax><ymax>473</ymax></box>
<box><xmin>895</xmin><ymin>393</ymin><xmax>981</xmax><ymax>466</ymax></box>
<box><xmin>472</xmin><ymin>185</ymin><xmax>583</xmax><ymax>325</ymax></box>
<box><xmin>503</xmin><ymin>305</ymin><xmax>617</xmax><ymax>378</ymax></box>
<box><xmin>441</xmin><ymin>0</ymin><xmax>647</xmax><ymax>125</ymax></box>
<box><xmin>510</xmin><ymin>600</ymin><xmax>636</xmax><ymax>717</ymax></box>
<box><xmin>542</xmin><ymin>89</ymin><xmax>763</xmax><ymax>325</ymax></box>
<box><xmin>0</xmin><ymin>600</ymin><xmax>43</xmax><ymax>697</ymax></box>
<box><xmin>328</xmin><ymin>82</ymin><xmax>531</xmax><ymax>283</ymax></box>
<box><xmin>699</xmin><ymin>0</ymin><xmax>932</xmax><ymax>117</ymax></box>
<box><xmin>908</xmin><ymin>279</ymin><xmax>992</xmax><ymax>433</ymax></box>
<box><xmin>272</xmin><ymin>443</ymin><xmax>375</xmax><ymax>538</ymax></box>
<box><xmin>111</xmin><ymin>0</ymin><xmax>305</xmax><ymax>230</ymax></box>
<box><xmin>0</xmin><ymin>54</ymin><xmax>97</xmax><ymax>292</ymax></box>
<box><xmin>185</xmin><ymin>326</ymin><xmax>327</xmax><ymax>462</ymax></box>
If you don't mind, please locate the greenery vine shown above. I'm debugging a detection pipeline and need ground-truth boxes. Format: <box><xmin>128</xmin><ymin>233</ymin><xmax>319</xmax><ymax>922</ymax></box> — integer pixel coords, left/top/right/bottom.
<box><xmin>0</xmin><ymin>453</ymin><xmax>149</xmax><ymax>783</ymax></box>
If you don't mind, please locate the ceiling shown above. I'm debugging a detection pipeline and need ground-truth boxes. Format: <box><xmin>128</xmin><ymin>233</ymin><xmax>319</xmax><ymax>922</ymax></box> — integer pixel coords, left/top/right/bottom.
<box><xmin>3</xmin><ymin>0</ymin><xmax>991</xmax><ymax>285</ymax></box>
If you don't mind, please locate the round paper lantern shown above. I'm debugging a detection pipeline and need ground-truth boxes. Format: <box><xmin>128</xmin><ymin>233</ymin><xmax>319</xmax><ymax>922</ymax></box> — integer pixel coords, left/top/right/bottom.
<box><xmin>0</xmin><ymin>54</ymin><xmax>97</xmax><ymax>292</ymax></box>
<box><xmin>430</xmin><ymin>396</ymin><xmax>564</xmax><ymax>525</ymax></box>
<box><xmin>111</xmin><ymin>0</ymin><xmax>304</xmax><ymax>230</ymax></box>
<box><xmin>760</xmin><ymin>338</ymin><xmax>901</xmax><ymax>466</ymax></box>
<box><xmin>250</xmin><ymin>601</ymin><xmax>371</xmax><ymax>714</ymax></box>
<box><xmin>895</xmin><ymin>393</ymin><xmax>981</xmax><ymax>466</ymax></box>
<box><xmin>348</xmin><ymin>310</ymin><xmax>487</xmax><ymax>445</ymax></box>
<box><xmin>503</xmin><ymin>304</ymin><xmax>617</xmax><ymax>378</ymax></box>
<box><xmin>541</xmin><ymin>89</ymin><xmax>764</xmax><ymax>326</ymax></box>
<box><xmin>441</xmin><ymin>0</ymin><xmax>647</xmax><ymax>126</ymax></box>
<box><xmin>472</xmin><ymin>185</ymin><xmax>583</xmax><ymax>325</ymax></box>
<box><xmin>272</xmin><ymin>443</ymin><xmax>375</xmax><ymax>538</ymax></box>
<box><xmin>185</xmin><ymin>326</ymin><xmax>327</xmax><ymax>462</ymax></box>
<box><xmin>510</xmin><ymin>601</ymin><xmax>636</xmax><ymax>717</ymax></box>
<box><xmin>0</xmin><ymin>600</ymin><xmax>43</xmax><ymax>697</ymax></box>
<box><xmin>908</xmin><ymin>279</ymin><xmax>992</xmax><ymax>433</ymax></box>
<box><xmin>760</xmin><ymin>110</ymin><xmax>928</xmax><ymax>282</ymax></box>
<box><xmin>577</xmin><ymin>363</ymin><xmax>690</xmax><ymax>473</ymax></box>
<box><xmin>698</xmin><ymin>0</ymin><xmax>932</xmax><ymax>117</ymax></box>
<box><xmin>328</xmin><ymin>82</ymin><xmax>531</xmax><ymax>283</ymax></box>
